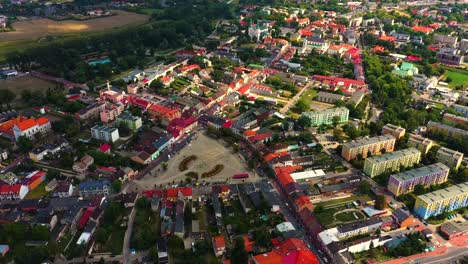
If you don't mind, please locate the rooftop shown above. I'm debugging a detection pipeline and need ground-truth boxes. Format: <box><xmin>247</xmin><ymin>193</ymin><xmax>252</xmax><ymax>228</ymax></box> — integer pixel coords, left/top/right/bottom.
<box><xmin>417</xmin><ymin>183</ymin><xmax>468</xmax><ymax>204</ymax></box>
<box><xmin>390</xmin><ymin>163</ymin><xmax>449</xmax><ymax>182</ymax></box>
<box><xmin>365</xmin><ymin>148</ymin><xmax>420</xmax><ymax>164</ymax></box>
<box><xmin>343</xmin><ymin>135</ymin><xmax>395</xmax><ymax>149</ymax></box>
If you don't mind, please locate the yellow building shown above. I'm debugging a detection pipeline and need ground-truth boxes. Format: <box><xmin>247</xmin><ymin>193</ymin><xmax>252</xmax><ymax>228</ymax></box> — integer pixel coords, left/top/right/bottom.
<box><xmin>341</xmin><ymin>135</ymin><xmax>396</xmax><ymax>161</ymax></box>
<box><xmin>382</xmin><ymin>124</ymin><xmax>406</xmax><ymax>139</ymax></box>
<box><xmin>407</xmin><ymin>134</ymin><xmax>434</xmax><ymax>155</ymax></box>
<box><xmin>436</xmin><ymin>147</ymin><xmax>464</xmax><ymax>170</ymax></box>
<box><xmin>414</xmin><ymin>183</ymin><xmax>468</xmax><ymax>219</ymax></box>
<box><xmin>363</xmin><ymin>148</ymin><xmax>421</xmax><ymax>177</ymax></box>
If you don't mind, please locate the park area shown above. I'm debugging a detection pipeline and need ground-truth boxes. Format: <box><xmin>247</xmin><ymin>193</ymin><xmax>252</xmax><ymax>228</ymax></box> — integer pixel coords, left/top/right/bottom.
<box><xmin>136</xmin><ymin>132</ymin><xmax>257</xmax><ymax>188</ymax></box>
<box><xmin>314</xmin><ymin>195</ymin><xmax>372</xmax><ymax>228</ymax></box>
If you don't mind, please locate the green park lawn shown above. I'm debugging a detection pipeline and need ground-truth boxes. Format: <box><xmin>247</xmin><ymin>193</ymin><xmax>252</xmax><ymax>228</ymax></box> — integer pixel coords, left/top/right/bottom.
<box><xmin>442</xmin><ymin>69</ymin><xmax>468</xmax><ymax>89</ymax></box>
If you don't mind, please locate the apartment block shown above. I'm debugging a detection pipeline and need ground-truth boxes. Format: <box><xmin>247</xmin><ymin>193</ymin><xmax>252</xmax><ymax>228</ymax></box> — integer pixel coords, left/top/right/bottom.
<box><xmin>116</xmin><ymin>112</ymin><xmax>142</xmax><ymax>131</ymax></box>
<box><xmin>315</xmin><ymin>91</ymin><xmax>346</xmax><ymax>104</ymax></box>
<box><xmin>407</xmin><ymin>134</ymin><xmax>434</xmax><ymax>154</ymax></box>
<box><xmin>451</xmin><ymin>104</ymin><xmax>468</xmax><ymax>118</ymax></box>
<box><xmin>382</xmin><ymin>124</ymin><xmax>406</xmax><ymax>139</ymax></box>
<box><xmin>363</xmin><ymin>148</ymin><xmax>421</xmax><ymax>177</ymax></box>
<box><xmin>436</xmin><ymin>147</ymin><xmax>464</xmax><ymax>170</ymax></box>
<box><xmin>341</xmin><ymin>135</ymin><xmax>396</xmax><ymax>161</ymax></box>
<box><xmin>387</xmin><ymin>163</ymin><xmax>450</xmax><ymax>196</ymax></box>
<box><xmin>443</xmin><ymin>113</ymin><xmax>468</xmax><ymax>126</ymax></box>
<box><xmin>427</xmin><ymin>121</ymin><xmax>468</xmax><ymax>138</ymax></box>
<box><xmin>91</xmin><ymin>125</ymin><xmax>120</xmax><ymax>143</ymax></box>
<box><xmin>414</xmin><ymin>183</ymin><xmax>468</xmax><ymax>220</ymax></box>
<box><xmin>301</xmin><ymin>107</ymin><xmax>349</xmax><ymax>127</ymax></box>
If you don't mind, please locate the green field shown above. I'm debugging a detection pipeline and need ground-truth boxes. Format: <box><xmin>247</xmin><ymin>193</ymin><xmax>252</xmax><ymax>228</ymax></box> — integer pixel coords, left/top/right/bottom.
<box><xmin>300</xmin><ymin>89</ymin><xmax>318</xmax><ymax>106</ymax></box>
<box><xmin>316</xmin><ymin>194</ymin><xmax>372</xmax><ymax>208</ymax></box>
<box><xmin>441</xmin><ymin>68</ymin><xmax>468</xmax><ymax>89</ymax></box>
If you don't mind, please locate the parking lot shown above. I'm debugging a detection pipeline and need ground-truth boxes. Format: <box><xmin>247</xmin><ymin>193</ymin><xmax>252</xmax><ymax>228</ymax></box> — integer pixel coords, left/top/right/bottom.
<box><xmin>135</xmin><ymin>132</ymin><xmax>258</xmax><ymax>188</ymax></box>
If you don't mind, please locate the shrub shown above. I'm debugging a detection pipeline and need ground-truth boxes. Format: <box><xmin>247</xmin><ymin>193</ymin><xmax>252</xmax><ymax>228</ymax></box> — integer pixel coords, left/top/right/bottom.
<box><xmin>201</xmin><ymin>164</ymin><xmax>224</xmax><ymax>178</ymax></box>
<box><xmin>179</xmin><ymin>155</ymin><xmax>197</xmax><ymax>171</ymax></box>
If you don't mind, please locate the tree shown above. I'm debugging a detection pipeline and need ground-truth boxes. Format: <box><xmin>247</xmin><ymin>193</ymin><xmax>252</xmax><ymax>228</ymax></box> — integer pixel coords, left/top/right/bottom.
<box><xmin>375</xmin><ymin>195</ymin><xmax>387</xmax><ymax>210</ymax></box>
<box><xmin>414</xmin><ymin>184</ymin><xmax>426</xmax><ymax>195</ymax></box>
<box><xmin>359</xmin><ymin>181</ymin><xmax>371</xmax><ymax>195</ymax></box>
<box><xmin>46</xmin><ymin>169</ymin><xmax>61</xmax><ymax>181</ymax></box>
<box><xmin>0</xmin><ymin>89</ymin><xmax>16</xmax><ymax>106</ymax></box>
<box><xmin>231</xmin><ymin>237</ymin><xmax>248</xmax><ymax>264</ymax></box>
<box><xmin>297</xmin><ymin>115</ymin><xmax>311</xmax><ymax>128</ymax></box>
<box><xmin>111</xmin><ymin>180</ymin><xmax>122</xmax><ymax>193</ymax></box>
<box><xmin>296</xmin><ymin>99</ymin><xmax>309</xmax><ymax>112</ymax></box>
<box><xmin>332</xmin><ymin>115</ymin><xmax>342</xmax><ymax>126</ymax></box>
<box><xmin>150</xmin><ymin>79</ymin><xmax>165</xmax><ymax>91</ymax></box>
<box><xmin>253</xmin><ymin>228</ymin><xmax>272</xmax><ymax>249</ymax></box>
<box><xmin>17</xmin><ymin>136</ymin><xmax>33</xmax><ymax>153</ymax></box>
<box><xmin>314</xmin><ymin>204</ymin><xmax>324</xmax><ymax>214</ymax></box>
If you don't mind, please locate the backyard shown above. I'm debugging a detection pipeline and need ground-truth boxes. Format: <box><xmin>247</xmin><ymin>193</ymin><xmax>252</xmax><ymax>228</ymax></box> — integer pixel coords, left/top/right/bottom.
<box><xmin>314</xmin><ymin>195</ymin><xmax>372</xmax><ymax>228</ymax></box>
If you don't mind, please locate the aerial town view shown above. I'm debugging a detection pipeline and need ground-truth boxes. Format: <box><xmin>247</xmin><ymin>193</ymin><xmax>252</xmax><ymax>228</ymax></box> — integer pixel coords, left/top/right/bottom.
<box><xmin>0</xmin><ymin>0</ymin><xmax>467</xmax><ymax>263</ymax></box>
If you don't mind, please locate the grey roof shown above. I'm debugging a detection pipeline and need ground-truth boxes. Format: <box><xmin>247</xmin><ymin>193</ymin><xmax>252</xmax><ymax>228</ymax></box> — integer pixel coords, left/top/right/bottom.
<box><xmin>337</xmin><ymin>217</ymin><xmax>382</xmax><ymax>234</ymax></box>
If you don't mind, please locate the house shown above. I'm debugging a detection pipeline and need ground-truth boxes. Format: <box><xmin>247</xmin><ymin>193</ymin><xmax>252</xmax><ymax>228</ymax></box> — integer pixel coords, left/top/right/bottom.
<box><xmin>392</xmin><ymin>62</ymin><xmax>419</xmax><ymax>77</ymax></box>
<box><xmin>11</xmin><ymin>117</ymin><xmax>51</xmax><ymax>140</ymax></box>
<box><xmin>99</xmin><ymin>84</ymin><xmax>125</xmax><ymax>103</ymax></box>
<box><xmin>0</xmin><ymin>184</ymin><xmax>29</xmax><ymax>200</ymax></box>
<box><xmin>439</xmin><ymin>221</ymin><xmax>468</xmax><ymax>240</ymax></box>
<box><xmin>29</xmin><ymin>143</ymin><xmax>65</xmax><ymax>161</ymax></box>
<box><xmin>436</xmin><ymin>48</ymin><xmax>464</xmax><ymax>65</ymax></box>
<box><xmin>391</xmin><ymin>209</ymin><xmax>414</xmax><ymax>229</ymax></box>
<box><xmin>434</xmin><ymin>34</ymin><xmax>458</xmax><ymax>47</ymax></box>
<box><xmin>212</xmin><ymin>235</ymin><xmax>226</xmax><ymax>257</ymax></box>
<box><xmin>78</xmin><ymin>179</ymin><xmax>110</xmax><ymax>197</ymax></box>
<box><xmin>55</xmin><ymin>183</ymin><xmax>74</xmax><ymax>198</ymax></box>
<box><xmin>252</xmin><ymin>238</ymin><xmax>319</xmax><ymax>264</ymax></box>
<box><xmin>304</xmin><ymin>37</ymin><xmax>329</xmax><ymax>53</ymax></box>
<box><xmin>148</xmin><ymin>104</ymin><xmax>181</xmax><ymax>125</ymax></box>
<box><xmin>73</xmin><ymin>155</ymin><xmax>94</xmax><ymax>173</ymax></box>
<box><xmin>75</xmin><ymin>102</ymin><xmax>106</xmax><ymax>120</ymax></box>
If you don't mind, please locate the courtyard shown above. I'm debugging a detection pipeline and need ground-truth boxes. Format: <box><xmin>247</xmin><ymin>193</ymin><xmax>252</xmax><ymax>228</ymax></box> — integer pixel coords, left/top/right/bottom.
<box><xmin>135</xmin><ymin>132</ymin><xmax>258</xmax><ymax>188</ymax></box>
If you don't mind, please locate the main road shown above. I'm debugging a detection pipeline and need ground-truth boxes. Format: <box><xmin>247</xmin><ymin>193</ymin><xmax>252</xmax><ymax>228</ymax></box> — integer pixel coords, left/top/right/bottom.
<box><xmin>279</xmin><ymin>82</ymin><xmax>313</xmax><ymax>114</ymax></box>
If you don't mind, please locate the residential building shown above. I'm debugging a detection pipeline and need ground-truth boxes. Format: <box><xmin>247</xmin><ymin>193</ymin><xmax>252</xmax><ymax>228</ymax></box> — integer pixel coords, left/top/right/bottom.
<box><xmin>414</xmin><ymin>183</ymin><xmax>468</xmax><ymax>219</ymax></box>
<box><xmin>304</xmin><ymin>37</ymin><xmax>330</xmax><ymax>53</ymax></box>
<box><xmin>29</xmin><ymin>143</ymin><xmax>65</xmax><ymax>161</ymax></box>
<box><xmin>451</xmin><ymin>104</ymin><xmax>468</xmax><ymax>118</ymax></box>
<box><xmin>434</xmin><ymin>34</ymin><xmax>458</xmax><ymax>47</ymax></box>
<box><xmin>91</xmin><ymin>125</ymin><xmax>120</xmax><ymax>143</ymax></box>
<box><xmin>439</xmin><ymin>221</ymin><xmax>468</xmax><ymax>240</ymax></box>
<box><xmin>349</xmin><ymin>90</ymin><xmax>365</xmax><ymax>107</ymax></box>
<box><xmin>72</xmin><ymin>155</ymin><xmax>94</xmax><ymax>173</ymax></box>
<box><xmin>315</xmin><ymin>91</ymin><xmax>345</xmax><ymax>104</ymax></box>
<box><xmin>382</xmin><ymin>124</ymin><xmax>406</xmax><ymax>139</ymax></box>
<box><xmin>75</xmin><ymin>102</ymin><xmax>106</xmax><ymax>120</ymax></box>
<box><xmin>443</xmin><ymin>113</ymin><xmax>468</xmax><ymax>126</ymax></box>
<box><xmin>391</xmin><ymin>209</ymin><xmax>414</xmax><ymax>228</ymax></box>
<box><xmin>116</xmin><ymin>112</ymin><xmax>142</xmax><ymax>131</ymax></box>
<box><xmin>252</xmin><ymin>238</ymin><xmax>319</xmax><ymax>264</ymax></box>
<box><xmin>12</xmin><ymin>117</ymin><xmax>51</xmax><ymax>140</ymax></box>
<box><xmin>392</xmin><ymin>62</ymin><xmax>419</xmax><ymax>77</ymax></box>
<box><xmin>363</xmin><ymin>148</ymin><xmax>421</xmax><ymax>177</ymax></box>
<box><xmin>248</xmin><ymin>23</ymin><xmax>270</xmax><ymax>40</ymax></box>
<box><xmin>436</xmin><ymin>147</ymin><xmax>464</xmax><ymax>170</ymax></box>
<box><xmin>436</xmin><ymin>48</ymin><xmax>464</xmax><ymax>65</ymax></box>
<box><xmin>407</xmin><ymin>134</ymin><xmax>434</xmax><ymax>154</ymax></box>
<box><xmin>301</xmin><ymin>107</ymin><xmax>349</xmax><ymax>127</ymax></box>
<box><xmin>148</xmin><ymin>104</ymin><xmax>181</xmax><ymax>125</ymax></box>
<box><xmin>212</xmin><ymin>235</ymin><xmax>226</xmax><ymax>257</ymax></box>
<box><xmin>341</xmin><ymin>135</ymin><xmax>396</xmax><ymax>161</ymax></box>
<box><xmin>313</xmin><ymin>75</ymin><xmax>367</xmax><ymax>94</ymax></box>
<box><xmin>78</xmin><ymin>179</ymin><xmax>111</xmax><ymax>197</ymax></box>
<box><xmin>336</xmin><ymin>217</ymin><xmax>383</xmax><ymax>239</ymax></box>
<box><xmin>387</xmin><ymin>163</ymin><xmax>450</xmax><ymax>196</ymax></box>
<box><xmin>427</xmin><ymin>121</ymin><xmax>468</xmax><ymax>139</ymax></box>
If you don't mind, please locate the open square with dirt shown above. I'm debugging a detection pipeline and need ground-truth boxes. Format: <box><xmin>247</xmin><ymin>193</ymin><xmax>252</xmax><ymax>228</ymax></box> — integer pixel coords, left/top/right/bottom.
<box><xmin>135</xmin><ymin>132</ymin><xmax>258</xmax><ymax>188</ymax></box>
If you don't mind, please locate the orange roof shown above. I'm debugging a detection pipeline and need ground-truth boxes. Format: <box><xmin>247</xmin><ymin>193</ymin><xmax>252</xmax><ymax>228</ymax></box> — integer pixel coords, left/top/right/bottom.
<box><xmin>243</xmin><ymin>130</ymin><xmax>257</xmax><ymax>137</ymax></box>
<box><xmin>243</xmin><ymin>235</ymin><xmax>255</xmax><ymax>252</ymax></box>
<box><xmin>213</xmin><ymin>235</ymin><xmax>226</xmax><ymax>249</ymax></box>
<box><xmin>412</xmin><ymin>26</ymin><xmax>434</xmax><ymax>34</ymax></box>
<box><xmin>379</xmin><ymin>35</ymin><xmax>395</xmax><ymax>42</ymax></box>
<box><xmin>0</xmin><ymin>117</ymin><xmax>27</xmax><ymax>133</ymax></box>
<box><xmin>253</xmin><ymin>251</ymin><xmax>283</xmax><ymax>264</ymax></box>
<box><xmin>14</xmin><ymin>117</ymin><xmax>50</xmax><ymax>132</ymax></box>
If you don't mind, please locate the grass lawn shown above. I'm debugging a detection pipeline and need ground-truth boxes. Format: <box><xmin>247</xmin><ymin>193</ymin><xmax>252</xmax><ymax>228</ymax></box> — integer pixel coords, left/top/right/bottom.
<box><xmin>300</xmin><ymin>89</ymin><xmax>318</xmax><ymax>106</ymax></box>
<box><xmin>444</xmin><ymin>71</ymin><xmax>468</xmax><ymax>88</ymax></box>
<box><xmin>335</xmin><ymin>210</ymin><xmax>366</xmax><ymax>222</ymax></box>
<box><xmin>353</xmin><ymin>247</ymin><xmax>394</xmax><ymax>263</ymax></box>
<box><xmin>24</xmin><ymin>182</ymin><xmax>49</xmax><ymax>199</ymax></box>
<box><xmin>316</xmin><ymin>194</ymin><xmax>372</xmax><ymax>208</ymax></box>
<box><xmin>0</xmin><ymin>75</ymin><xmax>56</xmax><ymax>98</ymax></box>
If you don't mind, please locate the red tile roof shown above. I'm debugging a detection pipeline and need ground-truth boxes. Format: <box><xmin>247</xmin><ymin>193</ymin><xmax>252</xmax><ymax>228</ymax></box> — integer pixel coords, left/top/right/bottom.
<box><xmin>13</xmin><ymin>117</ymin><xmax>50</xmax><ymax>132</ymax></box>
<box><xmin>243</xmin><ymin>235</ymin><xmax>255</xmax><ymax>252</ymax></box>
<box><xmin>253</xmin><ymin>251</ymin><xmax>283</xmax><ymax>264</ymax></box>
<box><xmin>412</xmin><ymin>26</ymin><xmax>434</xmax><ymax>34</ymax></box>
<box><xmin>213</xmin><ymin>235</ymin><xmax>226</xmax><ymax>249</ymax></box>
<box><xmin>166</xmin><ymin>187</ymin><xmax>193</xmax><ymax>198</ymax></box>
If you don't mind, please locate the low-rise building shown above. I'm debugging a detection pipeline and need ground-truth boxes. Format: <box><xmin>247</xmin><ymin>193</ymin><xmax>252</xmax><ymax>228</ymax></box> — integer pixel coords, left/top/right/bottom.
<box><xmin>72</xmin><ymin>155</ymin><xmax>94</xmax><ymax>173</ymax></box>
<box><xmin>451</xmin><ymin>104</ymin><xmax>468</xmax><ymax>117</ymax></box>
<box><xmin>387</xmin><ymin>163</ymin><xmax>450</xmax><ymax>196</ymax></box>
<box><xmin>363</xmin><ymin>148</ymin><xmax>421</xmax><ymax>177</ymax></box>
<box><xmin>436</xmin><ymin>48</ymin><xmax>464</xmax><ymax>66</ymax></box>
<box><xmin>315</xmin><ymin>91</ymin><xmax>346</xmax><ymax>104</ymax></box>
<box><xmin>91</xmin><ymin>125</ymin><xmax>120</xmax><ymax>143</ymax></box>
<box><xmin>443</xmin><ymin>113</ymin><xmax>468</xmax><ymax>126</ymax></box>
<box><xmin>12</xmin><ymin>117</ymin><xmax>51</xmax><ymax>140</ymax></box>
<box><xmin>414</xmin><ymin>183</ymin><xmax>468</xmax><ymax>219</ymax></box>
<box><xmin>78</xmin><ymin>179</ymin><xmax>110</xmax><ymax>197</ymax></box>
<box><xmin>439</xmin><ymin>221</ymin><xmax>468</xmax><ymax>240</ymax></box>
<box><xmin>382</xmin><ymin>124</ymin><xmax>406</xmax><ymax>139</ymax></box>
<box><xmin>392</xmin><ymin>62</ymin><xmax>418</xmax><ymax>77</ymax></box>
<box><xmin>407</xmin><ymin>134</ymin><xmax>434</xmax><ymax>154</ymax></box>
<box><xmin>301</xmin><ymin>107</ymin><xmax>349</xmax><ymax>127</ymax></box>
<box><xmin>341</xmin><ymin>135</ymin><xmax>396</xmax><ymax>161</ymax></box>
<box><xmin>212</xmin><ymin>235</ymin><xmax>226</xmax><ymax>257</ymax></box>
<box><xmin>436</xmin><ymin>147</ymin><xmax>464</xmax><ymax>170</ymax></box>
<box><xmin>391</xmin><ymin>209</ymin><xmax>414</xmax><ymax>228</ymax></box>
<box><xmin>75</xmin><ymin>102</ymin><xmax>106</xmax><ymax>120</ymax></box>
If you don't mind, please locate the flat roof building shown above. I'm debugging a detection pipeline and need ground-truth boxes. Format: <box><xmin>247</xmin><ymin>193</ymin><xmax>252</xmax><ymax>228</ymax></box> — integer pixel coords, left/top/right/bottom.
<box><xmin>437</xmin><ymin>147</ymin><xmax>464</xmax><ymax>170</ymax></box>
<box><xmin>414</xmin><ymin>183</ymin><xmax>468</xmax><ymax>219</ymax></box>
<box><xmin>315</xmin><ymin>91</ymin><xmax>346</xmax><ymax>104</ymax></box>
<box><xmin>382</xmin><ymin>124</ymin><xmax>406</xmax><ymax>139</ymax></box>
<box><xmin>407</xmin><ymin>134</ymin><xmax>434</xmax><ymax>154</ymax></box>
<box><xmin>363</xmin><ymin>148</ymin><xmax>421</xmax><ymax>177</ymax></box>
<box><xmin>91</xmin><ymin>125</ymin><xmax>120</xmax><ymax>143</ymax></box>
<box><xmin>342</xmin><ymin>135</ymin><xmax>396</xmax><ymax>161</ymax></box>
<box><xmin>301</xmin><ymin>107</ymin><xmax>349</xmax><ymax>127</ymax></box>
<box><xmin>427</xmin><ymin>121</ymin><xmax>468</xmax><ymax>139</ymax></box>
<box><xmin>387</xmin><ymin>163</ymin><xmax>450</xmax><ymax>196</ymax></box>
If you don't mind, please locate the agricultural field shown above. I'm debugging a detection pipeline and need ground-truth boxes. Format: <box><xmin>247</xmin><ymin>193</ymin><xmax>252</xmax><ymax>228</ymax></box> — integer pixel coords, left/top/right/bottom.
<box><xmin>0</xmin><ymin>10</ymin><xmax>149</xmax><ymax>42</ymax></box>
<box><xmin>0</xmin><ymin>75</ymin><xmax>56</xmax><ymax>97</ymax></box>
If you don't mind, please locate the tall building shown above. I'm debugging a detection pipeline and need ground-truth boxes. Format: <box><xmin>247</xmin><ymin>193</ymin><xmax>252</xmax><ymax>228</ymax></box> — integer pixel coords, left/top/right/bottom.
<box><xmin>301</xmin><ymin>107</ymin><xmax>349</xmax><ymax>127</ymax></box>
<box><xmin>387</xmin><ymin>163</ymin><xmax>450</xmax><ymax>196</ymax></box>
<box><xmin>363</xmin><ymin>148</ymin><xmax>421</xmax><ymax>178</ymax></box>
<box><xmin>414</xmin><ymin>183</ymin><xmax>468</xmax><ymax>220</ymax></box>
<box><xmin>341</xmin><ymin>135</ymin><xmax>396</xmax><ymax>161</ymax></box>
<box><xmin>436</xmin><ymin>147</ymin><xmax>464</xmax><ymax>170</ymax></box>
<box><xmin>116</xmin><ymin>112</ymin><xmax>142</xmax><ymax>131</ymax></box>
<box><xmin>382</xmin><ymin>124</ymin><xmax>406</xmax><ymax>139</ymax></box>
<box><xmin>427</xmin><ymin>121</ymin><xmax>468</xmax><ymax>138</ymax></box>
<box><xmin>407</xmin><ymin>134</ymin><xmax>434</xmax><ymax>154</ymax></box>
<box><xmin>91</xmin><ymin>125</ymin><xmax>120</xmax><ymax>143</ymax></box>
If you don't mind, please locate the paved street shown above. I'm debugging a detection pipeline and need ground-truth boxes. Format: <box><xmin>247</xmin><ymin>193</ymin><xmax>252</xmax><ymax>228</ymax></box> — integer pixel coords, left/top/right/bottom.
<box><xmin>123</xmin><ymin>193</ymin><xmax>140</xmax><ymax>264</ymax></box>
<box><xmin>279</xmin><ymin>82</ymin><xmax>313</xmax><ymax>114</ymax></box>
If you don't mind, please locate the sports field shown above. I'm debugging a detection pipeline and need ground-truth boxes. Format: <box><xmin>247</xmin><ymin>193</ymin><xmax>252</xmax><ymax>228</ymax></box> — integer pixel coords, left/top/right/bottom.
<box><xmin>0</xmin><ymin>75</ymin><xmax>55</xmax><ymax>97</ymax></box>
<box><xmin>443</xmin><ymin>70</ymin><xmax>468</xmax><ymax>88</ymax></box>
